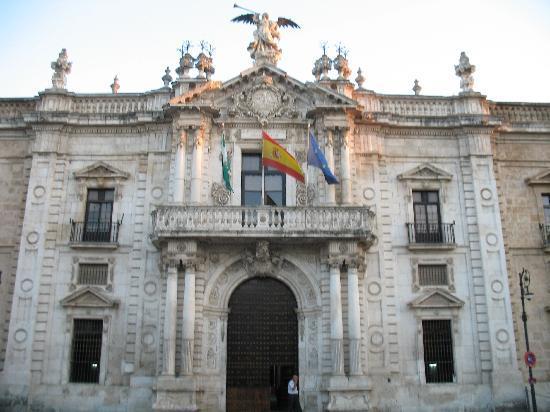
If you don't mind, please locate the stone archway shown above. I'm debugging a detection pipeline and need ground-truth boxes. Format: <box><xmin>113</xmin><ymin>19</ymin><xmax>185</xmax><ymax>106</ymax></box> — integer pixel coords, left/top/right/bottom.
<box><xmin>226</xmin><ymin>277</ymin><xmax>298</xmax><ymax>411</ymax></box>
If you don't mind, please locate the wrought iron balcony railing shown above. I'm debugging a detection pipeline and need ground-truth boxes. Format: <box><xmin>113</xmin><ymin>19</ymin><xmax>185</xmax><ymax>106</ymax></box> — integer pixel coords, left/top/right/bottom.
<box><xmin>151</xmin><ymin>205</ymin><xmax>375</xmax><ymax>242</ymax></box>
<box><xmin>70</xmin><ymin>219</ymin><xmax>121</xmax><ymax>243</ymax></box>
<box><xmin>540</xmin><ymin>223</ymin><xmax>550</xmax><ymax>248</ymax></box>
<box><xmin>407</xmin><ymin>222</ymin><xmax>455</xmax><ymax>245</ymax></box>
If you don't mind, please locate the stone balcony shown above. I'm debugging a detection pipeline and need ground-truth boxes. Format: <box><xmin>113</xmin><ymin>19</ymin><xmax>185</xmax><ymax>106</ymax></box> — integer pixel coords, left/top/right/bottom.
<box><xmin>151</xmin><ymin>205</ymin><xmax>375</xmax><ymax>244</ymax></box>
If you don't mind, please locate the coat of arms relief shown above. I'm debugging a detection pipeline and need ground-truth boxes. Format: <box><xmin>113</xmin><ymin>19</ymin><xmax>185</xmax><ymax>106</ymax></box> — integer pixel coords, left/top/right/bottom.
<box><xmin>228</xmin><ymin>74</ymin><xmax>300</xmax><ymax>124</ymax></box>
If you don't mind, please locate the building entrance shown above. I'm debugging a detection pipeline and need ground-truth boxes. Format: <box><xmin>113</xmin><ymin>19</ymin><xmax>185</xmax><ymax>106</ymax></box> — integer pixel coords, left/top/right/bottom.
<box><xmin>226</xmin><ymin>277</ymin><xmax>298</xmax><ymax>412</ymax></box>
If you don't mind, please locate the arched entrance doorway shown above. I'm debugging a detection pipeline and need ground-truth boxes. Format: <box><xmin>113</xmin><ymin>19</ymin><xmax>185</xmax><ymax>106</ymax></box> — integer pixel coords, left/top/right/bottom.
<box><xmin>226</xmin><ymin>277</ymin><xmax>298</xmax><ymax>412</ymax></box>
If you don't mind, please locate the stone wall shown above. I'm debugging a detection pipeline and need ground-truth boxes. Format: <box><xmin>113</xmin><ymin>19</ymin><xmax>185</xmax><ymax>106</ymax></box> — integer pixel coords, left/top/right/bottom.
<box><xmin>494</xmin><ymin>130</ymin><xmax>550</xmax><ymax>410</ymax></box>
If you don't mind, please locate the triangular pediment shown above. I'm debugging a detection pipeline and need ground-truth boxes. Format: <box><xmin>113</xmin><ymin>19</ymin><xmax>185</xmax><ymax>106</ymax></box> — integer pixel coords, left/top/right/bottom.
<box><xmin>74</xmin><ymin>161</ymin><xmax>129</xmax><ymax>180</ymax></box>
<box><xmin>168</xmin><ymin>64</ymin><xmax>357</xmax><ymax>122</ymax></box>
<box><xmin>60</xmin><ymin>286</ymin><xmax>119</xmax><ymax>308</ymax></box>
<box><xmin>526</xmin><ymin>168</ymin><xmax>550</xmax><ymax>186</ymax></box>
<box><xmin>398</xmin><ymin>163</ymin><xmax>453</xmax><ymax>182</ymax></box>
<box><xmin>409</xmin><ymin>289</ymin><xmax>464</xmax><ymax>309</ymax></box>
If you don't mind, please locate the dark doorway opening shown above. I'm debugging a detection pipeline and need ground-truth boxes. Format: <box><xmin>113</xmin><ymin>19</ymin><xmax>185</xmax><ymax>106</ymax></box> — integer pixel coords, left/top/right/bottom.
<box><xmin>226</xmin><ymin>277</ymin><xmax>298</xmax><ymax>412</ymax></box>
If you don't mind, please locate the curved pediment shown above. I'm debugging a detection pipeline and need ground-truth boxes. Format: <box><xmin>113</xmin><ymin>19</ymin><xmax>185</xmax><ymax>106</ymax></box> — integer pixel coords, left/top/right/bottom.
<box><xmin>408</xmin><ymin>289</ymin><xmax>464</xmax><ymax>310</ymax></box>
<box><xmin>526</xmin><ymin>168</ymin><xmax>550</xmax><ymax>185</ymax></box>
<box><xmin>60</xmin><ymin>286</ymin><xmax>119</xmax><ymax>308</ymax></box>
<box><xmin>398</xmin><ymin>163</ymin><xmax>453</xmax><ymax>182</ymax></box>
<box><xmin>74</xmin><ymin>161</ymin><xmax>129</xmax><ymax>180</ymax></box>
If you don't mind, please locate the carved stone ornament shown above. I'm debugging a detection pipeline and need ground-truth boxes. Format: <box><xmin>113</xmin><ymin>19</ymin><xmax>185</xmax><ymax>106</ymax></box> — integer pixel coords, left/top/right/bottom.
<box><xmin>242</xmin><ymin>241</ymin><xmax>283</xmax><ymax>276</ymax></box>
<box><xmin>296</xmin><ymin>183</ymin><xmax>316</xmax><ymax>206</ymax></box>
<box><xmin>211</xmin><ymin>182</ymin><xmax>231</xmax><ymax>206</ymax></box>
<box><xmin>230</xmin><ymin>76</ymin><xmax>297</xmax><ymax>124</ymax></box>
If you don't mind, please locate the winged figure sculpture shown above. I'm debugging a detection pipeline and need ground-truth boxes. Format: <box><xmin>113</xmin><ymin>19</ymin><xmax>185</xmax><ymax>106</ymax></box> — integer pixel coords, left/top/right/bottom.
<box><xmin>231</xmin><ymin>11</ymin><xmax>300</xmax><ymax>65</ymax></box>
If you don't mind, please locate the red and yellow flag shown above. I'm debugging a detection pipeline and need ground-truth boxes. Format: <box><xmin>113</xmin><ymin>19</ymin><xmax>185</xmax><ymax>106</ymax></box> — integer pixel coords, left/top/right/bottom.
<box><xmin>261</xmin><ymin>131</ymin><xmax>305</xmax><ymax>183</ymax></box>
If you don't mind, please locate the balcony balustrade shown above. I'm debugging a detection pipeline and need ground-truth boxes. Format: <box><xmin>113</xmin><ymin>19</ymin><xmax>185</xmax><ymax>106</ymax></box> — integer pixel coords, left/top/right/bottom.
<box><xmin>151</xmin><ymin>205</ymin><xmax>375</xmax><ymax>243</ymax></box>
<box><xmin>70</xmin><ymin>219</ymin><xmax>121</xmax><ymax>244</ymax></box>
<box><xmin>407</xmin><ymin>222</ymin><xmax>455</xmax><ymax>247</ymax></box>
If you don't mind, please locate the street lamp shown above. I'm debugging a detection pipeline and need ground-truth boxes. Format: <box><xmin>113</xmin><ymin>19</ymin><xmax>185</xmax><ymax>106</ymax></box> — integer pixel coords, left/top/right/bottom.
<box><xmin>518</xmin><ymin>268</ymin><xmax>537</xmax><ymax>412</ymax></box>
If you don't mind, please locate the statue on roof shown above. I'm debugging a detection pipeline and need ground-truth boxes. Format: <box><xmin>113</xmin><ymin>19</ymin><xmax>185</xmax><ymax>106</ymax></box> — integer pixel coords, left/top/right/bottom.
<box><xmin>231</xmin><ymin>4</ymin><xmax>299</xmax><ymax>66</ymax></box>
<box><xmin>51</xmin><ymin>48</ymin><xmax>72</xmax><ymax>89</ymax></box>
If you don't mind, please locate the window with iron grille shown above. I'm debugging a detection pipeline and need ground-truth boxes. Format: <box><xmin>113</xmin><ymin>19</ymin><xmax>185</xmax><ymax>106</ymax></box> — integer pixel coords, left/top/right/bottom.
<box><xmin>418</xmin><ymin>264</ymin><xmax>448</xmax><ymax>286</ymax></box>
<box><xmin>70</xmin><ymin>319</ymin><xmax>103</xmax><ymax>383</ymax></box>
<box><xmin>422</xmin><ymin>319</ymin><xmax>454</xmax><ymax>383</ymax></box>
<box><xmin>78</xmin><ymin>263</ymin><xmax>108</xmax><ymax>286</ymax></box>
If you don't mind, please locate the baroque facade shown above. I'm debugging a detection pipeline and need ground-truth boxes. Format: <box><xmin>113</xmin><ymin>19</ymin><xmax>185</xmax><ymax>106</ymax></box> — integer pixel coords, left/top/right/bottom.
<box><xmin>0</xmin><ymin>23</ymin><xmax>549</xmax><ymax>412</ymax></box>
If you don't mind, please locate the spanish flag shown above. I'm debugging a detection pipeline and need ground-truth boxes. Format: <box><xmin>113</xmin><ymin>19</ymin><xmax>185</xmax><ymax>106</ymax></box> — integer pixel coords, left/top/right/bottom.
<box><xmin>261</xmin><ymin>131</ymin><xmax>305</xmax><ymax>183</ymax></box>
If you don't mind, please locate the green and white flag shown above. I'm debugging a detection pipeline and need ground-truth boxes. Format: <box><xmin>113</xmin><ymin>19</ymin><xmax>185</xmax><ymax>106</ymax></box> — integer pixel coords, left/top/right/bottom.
<box><xmin>221</xmin><ymin>131</ymin><xmax>233</xmax><ymax>192</ymax></box>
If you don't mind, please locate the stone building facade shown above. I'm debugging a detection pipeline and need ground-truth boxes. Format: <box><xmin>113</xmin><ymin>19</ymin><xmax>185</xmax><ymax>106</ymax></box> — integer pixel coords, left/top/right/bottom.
<box><xmin>0</xmin><ymin>29</ymin><xmax>549</xmax><ymax>411</ymax></box>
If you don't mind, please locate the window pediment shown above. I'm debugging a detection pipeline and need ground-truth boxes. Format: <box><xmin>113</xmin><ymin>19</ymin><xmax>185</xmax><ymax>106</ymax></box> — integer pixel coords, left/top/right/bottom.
<box><xmin>398</xmin><ymin>163</ymin><xmax>453</xmax><ymax>182</ymax></box>
<box><xmin>74</xmin><ymin>161</ymin><xmax>129</xmax><ymax>181</ymax></box>
<box><xmin>526</xmin><ymin>169</ymin><xmax>550</xmax><ymax>186</ymax></box>
<box><xmin>409</xmin><ymin>289</ymin><xmax>464</xmax><ymax>310</ymax></box>
<box><xmin>60</xmin><ymin>286</ymin><xmax>119</xmax><ymax>309</ymax></box>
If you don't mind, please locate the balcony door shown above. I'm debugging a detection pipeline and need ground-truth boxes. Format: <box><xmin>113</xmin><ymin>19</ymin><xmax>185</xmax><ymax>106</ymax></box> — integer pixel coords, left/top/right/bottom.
<box><xmin>84</xmin><ymin>189</ymin><xmax>114</xmax><ymax>242</ymax></box>
<box><xmin>413</xmin><ymin>191</ymin><xmax>441</xmax><ymax>242</ymax></box>
<box><xmin>242</xmin><ymin>153</ymin><xmax>285</xmax><ymax>206</ymax></box>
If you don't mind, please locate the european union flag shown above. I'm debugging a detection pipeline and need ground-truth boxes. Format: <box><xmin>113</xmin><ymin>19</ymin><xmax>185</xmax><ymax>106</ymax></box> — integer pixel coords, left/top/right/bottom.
<box><xmin>307</xmin><ymin>132</ymin><xmax>339</xmax><ymax>185</ymax></box>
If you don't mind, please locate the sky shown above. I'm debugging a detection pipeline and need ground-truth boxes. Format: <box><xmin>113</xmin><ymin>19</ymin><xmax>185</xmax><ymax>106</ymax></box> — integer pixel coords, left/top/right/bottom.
<box><xmin>1</xmin><ymin>0</ymin><xmax>549</xmax><ymax>102</ymax></box>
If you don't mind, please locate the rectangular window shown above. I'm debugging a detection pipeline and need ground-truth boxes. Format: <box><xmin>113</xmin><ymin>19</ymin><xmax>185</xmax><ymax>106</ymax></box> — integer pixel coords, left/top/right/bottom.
<box><xmin>70</xmin><ymin>319</ymin><xmax>103</xmax><ymax>383</ymax></box>
<box><xmin>241</xmin><ymin>154</ymin><xmax>285</xmax><ymax>206</ymax></box>
<box><xmin>413</xmin><ymin>191</ymin><xmax>442</xmax><ymax>242</ymax></box>
<box><xmin>78</xmin><ymin>264</ymin><xmax>108</xmax><ymax>286</ymax></box>
<box><xmin>84</xmin><ymin>189</ymin><xmax>114</xmax><ymax>242</ymax></box>
<box><xmin>543</xmin><ymin>194</ymin><xmax>550</xmax><ymax>224</ymax></box>
<box><xmin>422</xmin><ymin>319</ymin><xmax>454</xmax><ymax>383</ymax></box>
<box><xmin>418</xmin><ymin>264</ymin><xmax>448</xmax><ymax>286</ymax></box>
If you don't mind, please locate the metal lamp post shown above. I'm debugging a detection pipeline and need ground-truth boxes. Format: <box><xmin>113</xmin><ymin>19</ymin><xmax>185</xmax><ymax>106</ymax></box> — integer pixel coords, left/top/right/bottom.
<box><xmin>518</xmin><ymin>268</ymin><xmax>537</xmax><ymax>412</ymax></box>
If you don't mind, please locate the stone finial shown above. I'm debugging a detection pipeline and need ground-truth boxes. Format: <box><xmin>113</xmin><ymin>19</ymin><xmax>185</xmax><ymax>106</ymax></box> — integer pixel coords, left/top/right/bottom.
<box><xmin>333</xmin><ymin>44</ymin><xmax>351</xmax><ymax>80</ymax></box>
<box><xmin>454</xmin><ymin>51</ymin><xmax>476</xmax><ymax>94</ymax></box>
<box><xmin>110</xmin><ymin>75</ymin><xmax>120</xmax><ymax>94</ymax></box>
<box><xmin>176</xmin><ymin>41</ymin><xmax>195</xmax><ymax>80</ymax></box>
<box><xmin>313</xmin><ymin>43</ymin><xmax>332</xmax><ymax>81</ymax></box>
<box><xmin>355</xmin><ymin>68</ymin><xmax>365</xmax><ymax>90</ymax></box>
<box><xmin>162</xmin><ymin>67</ymin><xmax>173</xmax><ymax>87</ymax></box>
<box><xmin>196</xmin><ymin>41</ymin><xmax>215</xmax><ymax>80</ymax></box>
<box><xmin>412</xmin><ymin>79</ymin><xmax>421</xmax><ymax>95</ymax></box>
<box><xmin>51</xmin><ymin>48</ymin><xmax>72</xmax><ymax>89</ymax></box>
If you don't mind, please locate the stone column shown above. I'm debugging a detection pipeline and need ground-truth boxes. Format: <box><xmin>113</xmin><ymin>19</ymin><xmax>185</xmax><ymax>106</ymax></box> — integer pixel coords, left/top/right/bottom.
<box><xmin>162</xmin><ymin>264</ymin><xmax>178</xmax><ymax>375</ymax></box>
<box><xmin>190</xmin><ymin>128</ymin><xmax>203</xmax><ymax>204</ymax></box>
<box><xmin>347</xmin><ymin>261</ymin><xmax>362</xmax><ymax>375</ymax></box>
<box><xmin>181</xmin><ymin>262</ymin><xmax>196</xmax><ymax>375</ymax></box>
<box><xmin>340</xmin><ymin>129</ymin><xmax>352</xmax><ymax>205</ymax></box>
<box><xmin>329</xmin><ymin>260</ymin><xmax>345</xmax><ymax>375</ymax></box>
<box><xmin>325</xmin><ymin>129</ymin><xmax>336</xmax><ymax>205</ymax></box>
<box><xmin>173</xmin><ymin>130</ymin><xmax>187</xmax><ymax>203</ymax></box>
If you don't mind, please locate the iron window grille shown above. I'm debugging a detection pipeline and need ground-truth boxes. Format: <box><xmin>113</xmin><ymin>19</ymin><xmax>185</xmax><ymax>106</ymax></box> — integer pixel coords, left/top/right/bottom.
<box><xmin>69</xmin><ymin>319</ymin><xmax>103</xmax><ymax>383</ymax></box>
<box><xmin>422</xmin><ymin>319</ymin><xmax>455</xmax><ymax>383</ymax></box>
<box><xmin>418</xmin><ymin>264</ymin><xmax>448</xmax><ymax>286</ymax></box>
<box><xmin>78</xmin><ymin>264</ymin><xmax>109</xmax><ymax>286</ymax></box>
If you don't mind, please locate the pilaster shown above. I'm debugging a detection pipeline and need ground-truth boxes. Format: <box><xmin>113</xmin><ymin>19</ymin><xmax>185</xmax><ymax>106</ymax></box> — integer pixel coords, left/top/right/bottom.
<box><xmin>458</xmin><ymin>126</ymin><xmax>524</xmax><ymax>408</ymax></box>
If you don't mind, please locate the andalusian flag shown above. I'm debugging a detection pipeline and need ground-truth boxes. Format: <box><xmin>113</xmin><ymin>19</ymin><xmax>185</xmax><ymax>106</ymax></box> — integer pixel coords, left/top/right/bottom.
<box><xmin>261</xmin><ymin>131</ymin><xmax>305</xmax><ymax>183</ymax></box>
<box><xmin>221</xmin><ymin>131</ymin><xmax>233</xmax><ymax>192</ymax></box>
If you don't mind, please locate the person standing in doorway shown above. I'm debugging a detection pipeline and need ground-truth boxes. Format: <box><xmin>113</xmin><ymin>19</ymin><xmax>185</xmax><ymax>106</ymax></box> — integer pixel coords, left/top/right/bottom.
<box><xmin>288</xmin><ymin>374</ymin><xmax>302</xmax><ymax>412</ymax></box>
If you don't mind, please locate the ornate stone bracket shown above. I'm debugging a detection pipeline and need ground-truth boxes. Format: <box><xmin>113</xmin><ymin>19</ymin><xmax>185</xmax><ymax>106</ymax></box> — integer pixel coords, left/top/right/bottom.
<box><xmin>241</xmin><ymin>240</ymin><xmax>283</xmax><ymax>277</ymax></box>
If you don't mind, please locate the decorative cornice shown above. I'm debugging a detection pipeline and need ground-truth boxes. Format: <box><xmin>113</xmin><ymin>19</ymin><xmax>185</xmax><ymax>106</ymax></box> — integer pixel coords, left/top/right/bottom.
<box><xmin>408</xmin><ymin>289</ymin><xmax>464</xmax><ymax>310</ymax></box>
<box><xmin>60</xmin><ymin>286</ymin><xmax>119</xmax><ymax>308</ymax></box>
<box><xmin>397</xmin><ymin>163</ymin><xmax>453</xmax><ymax>182</ymax></box>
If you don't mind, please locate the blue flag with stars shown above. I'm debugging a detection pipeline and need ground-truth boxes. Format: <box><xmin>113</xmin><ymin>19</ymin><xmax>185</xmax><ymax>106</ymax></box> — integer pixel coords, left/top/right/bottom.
<box><xmin>307</xmin><ymin>132</ymin><xmax>339</xmax><ymax>185</ymax></box>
